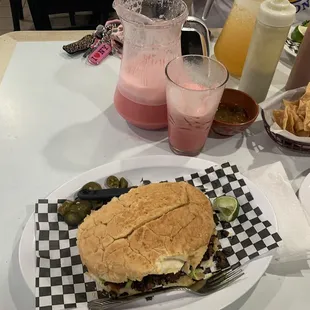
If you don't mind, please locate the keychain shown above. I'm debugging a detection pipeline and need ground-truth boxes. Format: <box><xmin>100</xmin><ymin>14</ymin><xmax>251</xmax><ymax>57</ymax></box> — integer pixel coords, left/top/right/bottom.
<box><xmin>87</xmin><ymin>20</ymin><xmax>121</xmax><ymax>65</ymax></box>
<box><xmin>87</xmin><ymin>23</ymin><xmax>112</xmax><ymax>65</ymax></box>
<box><xmin>107</xmin><ymin>20</ymin><xmax>123</xmax><ymax>59</ymax></box>
<box><xmin>62</xmin><ymin>20</ymin><xmax>123</xmax><ymax>65</ymax></box>
<box><xmin>88</xmin><ymin>43</ymin><xmax>112</xmax><ymax>65</ymax></box>
<box><xmin>83</xmin><ymin>25</ymin><xmax>105</xmax><ymax>58</ymax></box>
<box><xmin>63</xmin><ymin>34</ymin><xmax>94</xmax><ymax>55</ymax></box>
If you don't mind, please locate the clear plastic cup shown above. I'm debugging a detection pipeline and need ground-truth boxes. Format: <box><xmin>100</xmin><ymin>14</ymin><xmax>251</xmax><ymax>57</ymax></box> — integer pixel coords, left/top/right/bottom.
<box><xmin>165</xmin><ymin>55</ymin><xmax>229</xmax><ymax>156</ymax></box>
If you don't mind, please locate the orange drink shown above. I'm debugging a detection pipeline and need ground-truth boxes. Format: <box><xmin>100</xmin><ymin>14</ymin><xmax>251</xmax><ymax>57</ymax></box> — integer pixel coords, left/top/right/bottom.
<box><xmin>214</xmin><ymin>0</ymin><xmax>264</xmax><ymax>78</ymax></box>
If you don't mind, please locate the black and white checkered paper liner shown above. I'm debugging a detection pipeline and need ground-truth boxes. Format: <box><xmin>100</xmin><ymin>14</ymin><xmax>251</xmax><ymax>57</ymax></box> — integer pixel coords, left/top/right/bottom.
<box><xmin>35</xmin><ymin>162</ymin><xmax>281</xmax><ymax>310</ymax></box>
<box><xmin>285</xmin><ymin>38</ymin><xmax>300</xmax><ymax>55</ymax></box>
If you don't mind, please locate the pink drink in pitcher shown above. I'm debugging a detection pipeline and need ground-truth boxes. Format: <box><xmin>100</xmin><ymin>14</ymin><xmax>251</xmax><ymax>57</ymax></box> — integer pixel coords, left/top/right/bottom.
<box><xmin>165</xmin><ymin>56</ymin><xmax>229</xmax><ymax>156</ymax></box>
<box><xmin>112</xmin><ymin>0</ymin><xmax>189</xmax><ymax>130</ymax></box>
<box><xmin>114</xmin><ymin>53</ymin><xmax>170</xmax><ymax>130</ymax></box>
<box><xmin>114</xmin><ymin>90</ymin><xmax>168</xmax><ymax>130</ymax></box>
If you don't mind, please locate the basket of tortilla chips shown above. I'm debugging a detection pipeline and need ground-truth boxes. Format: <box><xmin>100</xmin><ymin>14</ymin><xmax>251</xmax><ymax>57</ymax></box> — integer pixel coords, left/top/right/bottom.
<box><xmin>261</xmin><ymin>83</ymin><xmax>310</xmax><ymax>153</ymax></box>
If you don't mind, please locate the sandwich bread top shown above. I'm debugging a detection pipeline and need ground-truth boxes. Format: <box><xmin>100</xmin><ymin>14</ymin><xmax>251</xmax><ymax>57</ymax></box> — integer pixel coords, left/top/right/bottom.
<box><xmin>77</xmin><ymin>182</ymin><xmax>215</xmax><ymax>283</ymax></box>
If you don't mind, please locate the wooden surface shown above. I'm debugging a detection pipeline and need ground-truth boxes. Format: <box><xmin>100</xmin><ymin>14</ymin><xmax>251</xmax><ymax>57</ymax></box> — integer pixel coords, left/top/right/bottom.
<box><xmin>0</xmin><ymin>0</ymin><xmax>37</xmax><ymax>35</ymax></box>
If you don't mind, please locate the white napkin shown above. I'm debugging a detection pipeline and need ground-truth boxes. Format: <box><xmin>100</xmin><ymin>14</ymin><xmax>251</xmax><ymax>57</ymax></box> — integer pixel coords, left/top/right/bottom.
<box><xmin>244</xmin><ymin>162</ymin><xmax>310</xmax><ymax>263</ymax></box>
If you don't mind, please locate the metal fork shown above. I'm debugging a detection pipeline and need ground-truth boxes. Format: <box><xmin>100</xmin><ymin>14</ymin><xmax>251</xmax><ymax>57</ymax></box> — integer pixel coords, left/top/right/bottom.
<box><xmin>88</xmin><ymin>265</ymin><xmax>244</xmax><ymax>310</ymax></box>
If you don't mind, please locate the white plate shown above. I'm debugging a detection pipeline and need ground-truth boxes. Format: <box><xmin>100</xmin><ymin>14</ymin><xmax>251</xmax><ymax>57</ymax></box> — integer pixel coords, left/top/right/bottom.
<box><xmin>299</xmin><ymin>173</ymin><xmax>310</xmax><ymax>215</ymax></box>
<box><xmin>19</xmin><ymin>155</ymin><xmax>276</xmax><ymax>310</ymax></box>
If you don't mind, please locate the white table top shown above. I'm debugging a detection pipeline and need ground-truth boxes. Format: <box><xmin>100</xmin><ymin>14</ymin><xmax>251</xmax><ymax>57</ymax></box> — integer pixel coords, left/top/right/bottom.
<box><xmin>0</xmin><ymin>40</ymin><xmax>309</xmax><ymax>310</ymax></box>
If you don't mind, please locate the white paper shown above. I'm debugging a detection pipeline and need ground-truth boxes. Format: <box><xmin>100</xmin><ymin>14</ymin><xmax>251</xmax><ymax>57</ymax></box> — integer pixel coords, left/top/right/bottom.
<box><xmin>245</xmin><ymin>162</ymin><xmax>310</xmax><ymax>263</ymax></box>
<box><xmin>261</xmin><ymin>86</ymin><xmax>310</xmax><ymax>143</ymax></box>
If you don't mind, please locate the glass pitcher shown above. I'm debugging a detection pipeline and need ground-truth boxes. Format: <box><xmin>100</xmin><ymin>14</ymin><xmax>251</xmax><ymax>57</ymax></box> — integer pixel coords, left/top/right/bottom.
<box><xmin>214</xmin><ymin>0</ymin><xmax>264</xmax><ymax>78</ymax></box>
<box><xmin>113</xmin><ymin>0</ymin><xmax>209</xmax><ymax>130</ymax></box>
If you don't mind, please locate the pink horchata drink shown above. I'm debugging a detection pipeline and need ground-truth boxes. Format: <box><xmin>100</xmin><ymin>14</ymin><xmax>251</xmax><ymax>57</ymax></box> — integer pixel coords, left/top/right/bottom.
<box><xmin>165</xmin><ymin>56</ymin><xmax>229</xmax><ymax>156</ymax></box>
<box><xmin>114</xmin><ymin>52</ymin><xmax>173</xmax><ymax>130</ymax></box>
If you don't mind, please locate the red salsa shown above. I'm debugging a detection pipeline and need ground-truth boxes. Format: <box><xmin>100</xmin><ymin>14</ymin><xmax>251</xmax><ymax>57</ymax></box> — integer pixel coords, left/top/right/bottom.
<box><xmin>215</xmin><ymin>103</ymin><xmax>248</xmax><ymax>124</ymax></box>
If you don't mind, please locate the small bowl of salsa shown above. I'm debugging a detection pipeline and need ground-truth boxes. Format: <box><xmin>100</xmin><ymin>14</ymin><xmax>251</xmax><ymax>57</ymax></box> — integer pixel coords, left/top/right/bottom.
<box><xmin>212</xmin><ymin>88</ymin><xmax>259</xmax><ymax>136</ymax></box>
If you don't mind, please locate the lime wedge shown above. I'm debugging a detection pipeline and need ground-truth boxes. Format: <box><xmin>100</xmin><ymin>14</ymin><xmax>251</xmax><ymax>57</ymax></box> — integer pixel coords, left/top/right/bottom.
<box><xmin>291</xmin><ymin>22</ymin><xmax>309</xmax><ymax>43</ymax></box>
<box><xmin>298</xmin><ymin>25</ymin><xmax>307</xmax><ymax>36</ymax></box>
<box><xmin>291</xmin><ymin>25</ymin><xmax>303</xmax><ymax>43</ymax></box>
<box><xmin>213</xmin><ymin>196</ymin><xmax>240</xmax><ymax>222</ymax></box>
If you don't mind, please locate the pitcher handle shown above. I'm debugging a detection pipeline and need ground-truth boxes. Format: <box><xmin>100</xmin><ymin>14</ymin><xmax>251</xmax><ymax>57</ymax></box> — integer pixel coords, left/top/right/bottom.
<box><xmin>191</xmin><ymin>0</ymin><xmax>215</xmax><ymax>21</ymax></box>
<box><xmin>183</xmin><ymin>16</ymin><xmax>211</xmax><ymax>57</ymax></box>
<box><xmin>202</xmin><ymin>0</ymin><xmax>216</xmax><ymax>21</ymax></box>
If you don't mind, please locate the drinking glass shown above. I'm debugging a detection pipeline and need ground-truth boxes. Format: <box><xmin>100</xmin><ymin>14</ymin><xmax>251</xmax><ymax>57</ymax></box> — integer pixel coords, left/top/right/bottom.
<box><xmin>165</xmin><ymin>55</ymin><xmax>229</xmax><ymax>156</ymax></box>
<box><xmin>214</xmin><ymin>0</ymin><xmax>264</xmax><ymax>78</ymax></box>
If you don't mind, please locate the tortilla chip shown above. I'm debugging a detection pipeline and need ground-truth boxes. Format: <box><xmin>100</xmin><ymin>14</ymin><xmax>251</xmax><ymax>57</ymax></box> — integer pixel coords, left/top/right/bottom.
<box><xmin>297</xmin><ymin>83</ymin><xmax>310</xmax><ymax>119</ymax></box>
<box><xmin>283</xmin><ymin>107</ymin><xmax>295</xmax><ymax>134</ymax></box>
<box><xmin>273</xmin><ymin>110</ymin><xmax>285</xmax><ymax>128</ymax></box>
<box><xmin>288</xmin><ymin>105</ymin><xmax>305</xmax><ymax>132</ymax></box>
<box><xmin>272</xmin><ymin>83</ymin><xmax>310</xmax><ymax>138</ymax></box>
<box><xmin>304</xmin><ymin>102</ymin><xmax>310</xmax><ymax>131</ymax></box>
<box><xmin>303</xmin><ymin>83</ymin><xmax>310</xmax><ymax>131</ymax></box>
<box><xmin>282</xmin><ymin>107</ymin><xmax>289</xmax><ymax>129</ymax></box>
<box><xmin>283</xmin><ymin>99</ymin><xmax>299</xmax><ymax>108</ymax></box>
<box><xmin>297</xmin><ymin>100</ymin><xmax>307</xmax><ymax>119</ymax></box>
<box><xmin>296</xmin><ymin>130</ymin><xmax>310</xmax><ymax>137</ymax></box>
